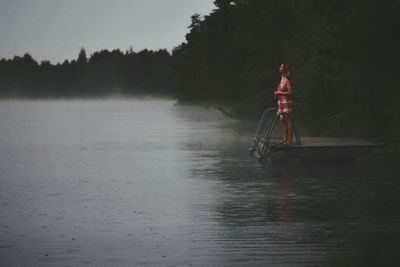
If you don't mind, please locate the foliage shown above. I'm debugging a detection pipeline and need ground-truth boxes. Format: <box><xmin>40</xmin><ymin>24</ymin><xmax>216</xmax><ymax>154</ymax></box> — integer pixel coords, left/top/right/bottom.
<box><xmin>170</xmin><ymin>0</ymin><xmax>400</xmax><ymax>137</ymax></box>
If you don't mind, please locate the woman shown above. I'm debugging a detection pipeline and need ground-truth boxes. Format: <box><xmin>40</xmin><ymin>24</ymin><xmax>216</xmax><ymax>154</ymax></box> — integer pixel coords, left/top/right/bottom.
<box><xmin>274</xmin><ymin>63</ymin><xmax>293</xmax><ymax>144</ymax></box>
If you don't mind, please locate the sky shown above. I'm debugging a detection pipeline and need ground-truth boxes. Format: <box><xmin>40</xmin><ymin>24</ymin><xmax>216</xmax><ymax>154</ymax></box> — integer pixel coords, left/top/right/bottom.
<box><xmin>0</xmin><ymin>0</ymin><xmax>215</xmax><ymax>63</ymax></box>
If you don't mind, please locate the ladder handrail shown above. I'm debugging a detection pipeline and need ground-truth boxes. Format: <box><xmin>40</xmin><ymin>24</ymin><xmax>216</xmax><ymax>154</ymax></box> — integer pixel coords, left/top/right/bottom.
<box><xmin>250</xmin><ymin>107</ymin><xmax>277</xmax><ymax>152</ymax></box>
<box><xmin>250</xmin><ymin>107</ymin><xmax>302</xmax><ymax>161</ymax></box>
<box><xmin>260</xmin><ymin>113</ymin><xmax>302</xmax><ymax>158</ymax></box>
<box><xmin>260</xmin><ymin>113</ymin><xmax>279</xmax><ymax>158</ymax></box>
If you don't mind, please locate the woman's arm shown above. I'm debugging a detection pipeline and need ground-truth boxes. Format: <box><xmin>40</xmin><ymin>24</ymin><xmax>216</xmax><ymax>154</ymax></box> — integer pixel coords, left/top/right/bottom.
<box><xmin>276</xmin><ymin>91</ymin><xmax>291</xmax><ymax>96</ymax></box>
<box><xmin>274</xmin><ymin>80</ymin><xmax>292</xmax><ymax>95</ymax></box>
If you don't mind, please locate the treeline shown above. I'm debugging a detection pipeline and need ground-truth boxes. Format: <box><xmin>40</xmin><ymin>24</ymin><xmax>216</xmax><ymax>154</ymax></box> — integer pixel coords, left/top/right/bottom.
<box><xmin>1</xmin><ymin>0</ymin><xmax>399</xmax><ymax>137</ymax></box>
<box><xmin>0</xmin><ymin>48</ymin><xmax>172</xmax><ymax>98</ymax></box>
<box><xmin>171</xmin><ymin>0</ymin><xmax>400</xmax><ymax>137</ymax></box>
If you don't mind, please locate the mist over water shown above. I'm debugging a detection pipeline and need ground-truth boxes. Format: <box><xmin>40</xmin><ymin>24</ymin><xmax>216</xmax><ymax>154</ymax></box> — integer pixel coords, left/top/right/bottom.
<box><xmin>0</xmin><ymin>98</ymin><xmax>399</xmax><ymax>266</ymax></box>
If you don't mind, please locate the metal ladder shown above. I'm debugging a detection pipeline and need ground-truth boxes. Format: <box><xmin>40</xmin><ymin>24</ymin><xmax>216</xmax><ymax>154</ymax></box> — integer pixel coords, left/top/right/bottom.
<box><xmin>249</xmin><ymin>107</ymin><xmax>302</xmax><ymax>161</ymax></box>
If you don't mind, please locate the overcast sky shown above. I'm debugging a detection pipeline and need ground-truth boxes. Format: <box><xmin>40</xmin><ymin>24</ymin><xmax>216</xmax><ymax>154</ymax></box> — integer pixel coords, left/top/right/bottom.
<box><xmin>0</xmin><ymin>0</ymin><xmax>215</xmax><ymax>63</ymax></box>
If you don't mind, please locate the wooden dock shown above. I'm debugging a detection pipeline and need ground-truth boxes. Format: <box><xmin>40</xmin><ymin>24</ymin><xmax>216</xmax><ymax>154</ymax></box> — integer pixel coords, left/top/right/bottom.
<box><xmin>252</xmin><ymin>137</ymin><xmax>387</xmax><ymax>162</ymax></box>
<box><xmin>249</xmin><ymin>107</ymin><xmax>390</xmax><ymax>162</ymax></box>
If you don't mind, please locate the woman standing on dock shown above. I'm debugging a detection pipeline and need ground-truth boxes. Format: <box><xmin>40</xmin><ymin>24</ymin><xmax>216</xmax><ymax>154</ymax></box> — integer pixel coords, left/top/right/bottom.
<box><xmin>274</xmin><ymin>63</ymin><xmax>293</xmax><ymax>144</ymax></box>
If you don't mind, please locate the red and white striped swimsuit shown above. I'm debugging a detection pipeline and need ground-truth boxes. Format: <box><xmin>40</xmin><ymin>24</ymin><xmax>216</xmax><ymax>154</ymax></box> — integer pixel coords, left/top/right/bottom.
<box><xmin>277</xmin><ymin>82</ymin><xmax>293</xmax><ymax>114</ymax></box>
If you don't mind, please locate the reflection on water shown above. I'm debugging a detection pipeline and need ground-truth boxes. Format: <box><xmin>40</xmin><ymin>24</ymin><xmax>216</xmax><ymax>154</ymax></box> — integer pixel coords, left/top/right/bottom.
<box><xmin>202</xmin><ymin>136</ymin><xmax>400</xmax><ymax>266</ymax></box>
<box><xmin>0</xmin><ymin>99</ymin><xmax>399</xmax><ymax>266</ymax></box>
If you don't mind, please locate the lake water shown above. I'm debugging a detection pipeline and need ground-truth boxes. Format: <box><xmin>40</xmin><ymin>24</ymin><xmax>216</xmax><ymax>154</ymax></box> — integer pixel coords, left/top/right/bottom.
<box><xmin>1</xmin><ymin>98</ymin><xmax>399</xmax><ymax>266</ymax></box>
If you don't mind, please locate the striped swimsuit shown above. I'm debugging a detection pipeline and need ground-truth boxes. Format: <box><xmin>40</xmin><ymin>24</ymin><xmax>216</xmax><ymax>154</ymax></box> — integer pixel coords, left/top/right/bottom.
<box><xmin>277</xmin><ymin>82</ymin><xmax>293</xmax><ymax>114</ymax></box>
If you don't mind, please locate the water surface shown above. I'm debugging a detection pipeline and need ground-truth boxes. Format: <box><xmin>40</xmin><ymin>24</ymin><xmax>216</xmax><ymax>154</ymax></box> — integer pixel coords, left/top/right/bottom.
<box><xmin>0</xmin><ymin>99</ymin><xmax>399</xmax><ymax>266</ymax></box>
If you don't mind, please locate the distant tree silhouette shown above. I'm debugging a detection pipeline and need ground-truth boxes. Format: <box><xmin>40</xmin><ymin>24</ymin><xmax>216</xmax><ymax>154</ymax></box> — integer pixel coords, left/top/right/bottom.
<box><xmin>0</xmin><ymin>48</ymin><xmax>172</xmax><ymax>98</ymax></box>
<box><xmin>77</xmin><ymin>47</ymin><xmax>87</xmax><ymax>64</ymax></box>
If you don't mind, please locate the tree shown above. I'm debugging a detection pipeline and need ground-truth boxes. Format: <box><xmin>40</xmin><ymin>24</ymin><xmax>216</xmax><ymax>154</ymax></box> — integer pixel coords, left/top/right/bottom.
<box><xmin>77</xmin><ymin>47</ymin><xmax>87</xmax><ymax>64</ymax></box>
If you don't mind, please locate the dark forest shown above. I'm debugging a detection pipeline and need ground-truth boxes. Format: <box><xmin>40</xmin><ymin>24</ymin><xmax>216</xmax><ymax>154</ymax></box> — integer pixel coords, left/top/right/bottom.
<box><xmin>1</xmin><ymin>0</ymin><xmax>399</xmax><ymax>138</ymax></box>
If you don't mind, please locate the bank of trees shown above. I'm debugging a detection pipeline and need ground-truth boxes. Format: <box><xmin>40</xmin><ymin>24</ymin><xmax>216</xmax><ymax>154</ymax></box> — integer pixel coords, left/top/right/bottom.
<box><xmin>0</xmin><ymin>48</ymin><xmax>171</xmax><ymax>98</ymax></box>
<box><xmin>171</xmin><ymin>0</ymin><xmax>400</xmax><ymax>137</ymax></box>
<box><xmin>1</xmin><ymin>0</ymin><xmax>399</xmax><ymax>137</ymax></box>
